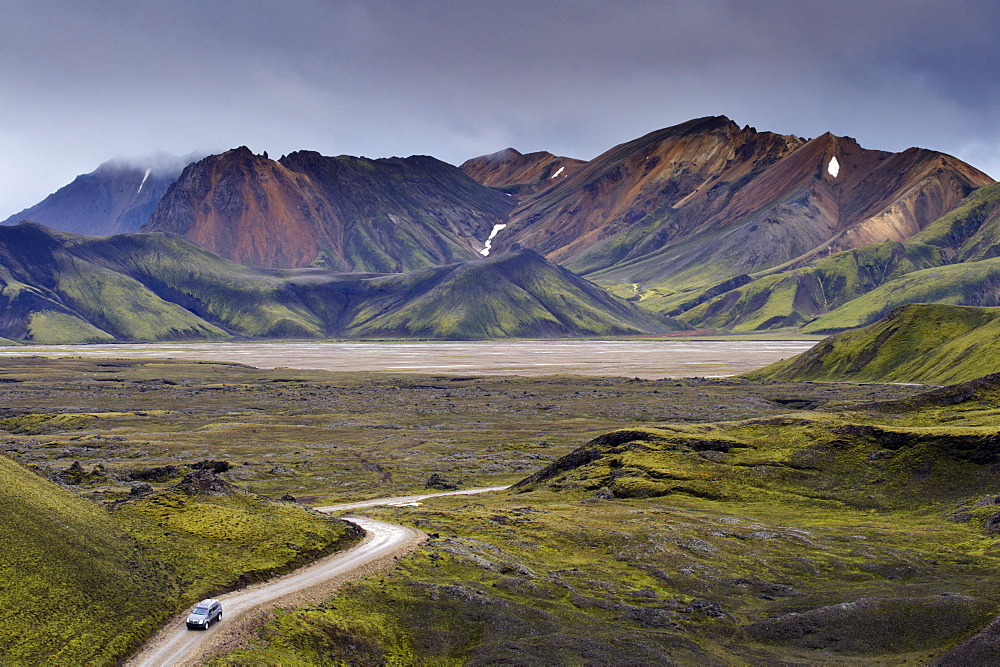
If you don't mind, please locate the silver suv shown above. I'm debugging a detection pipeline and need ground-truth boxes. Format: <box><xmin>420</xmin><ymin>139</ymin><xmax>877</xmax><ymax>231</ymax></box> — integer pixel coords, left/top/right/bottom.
<box><xmin>185</xmin><ymin>598</ymin><xmax>222</xmax><ymax>630</ymax></box>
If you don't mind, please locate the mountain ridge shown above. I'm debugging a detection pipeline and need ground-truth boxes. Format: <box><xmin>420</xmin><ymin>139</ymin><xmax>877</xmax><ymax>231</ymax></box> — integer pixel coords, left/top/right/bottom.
<box><xmin>2</xmin><ymin>117</ymin><xmax>996</xmax><ymax>340</ymax></box>
<box><xmin>531</xmin><ymin>119</ymin><xmax>989</xmax><ymax>290</ymax></box>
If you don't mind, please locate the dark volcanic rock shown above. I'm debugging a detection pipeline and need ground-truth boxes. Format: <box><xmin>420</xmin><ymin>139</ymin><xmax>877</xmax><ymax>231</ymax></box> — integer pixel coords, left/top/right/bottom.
<box><xmin>425</xmin><ymin>473</ymin><xmax>459</xmax><ymax>490</ymax></box>
<box><xmin>129</xmin><ymin>482</ymin><xmax>154</xmax><ymax>496</ymax></box>
<box><xmin>176</xmin><ymin>469</ymin><xmax>236</xmax><ymax>496</ymax></box>
<box><xmin>935</xmin><ymin>613</ymin><xmax>1000</xmax><ymax>665</ymax></box>
<box><xmin>57</xmin><ymin>461</ymin><xmax>109</xmax><ymax>485</ymax></box>
<box><xmin>983</xmin><ymin>511</ymin><xmax>1000</xmax><ymax>534</ymax></box>
<box><xmin>126</xmin><ymin>465</ymin><xmax>182</xmax><ymax>482</ymax></box>
<box><xmin>191</xmin><ymin>459</ymin><xmax>232</xmax><ymax>474</ymax></box>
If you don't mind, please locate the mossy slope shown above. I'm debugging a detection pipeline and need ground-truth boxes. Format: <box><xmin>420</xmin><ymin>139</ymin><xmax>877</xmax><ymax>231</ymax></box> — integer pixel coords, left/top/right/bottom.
<box><xmin>909</xmin><ymin>181</ymin><xmax>1000</xmax><ymax>261</ymax></box>
<box><xmin>114</xmin><ymin>484</ymin><xmax>360</xmax><ymax>595</ymax></box>
<box><xmin>0</xmin><ymin>455</ymin><xmax>358</xmax><ymax>664</ymax></box>
<box><xmin>0</xmin><ymin>454</ymin><xmax>172</xmax><ymax>664</ymax></box>
<box><xmin>212</xmin><ymin>372</ymin><xmax>1000</xmax><ymax>664</ymax></box>
<box><xmin>800</xmin><ymin>256</ymin><xmax>1000</xmax><ymax>333</ymax></box>
<box><xmin>747</xmin><ymin>303</ymin><xmax>1000</xmax><ymax>384</ymax></box>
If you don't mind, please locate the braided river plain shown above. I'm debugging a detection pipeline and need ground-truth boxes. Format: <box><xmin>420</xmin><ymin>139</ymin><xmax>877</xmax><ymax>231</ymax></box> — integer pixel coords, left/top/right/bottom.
<box><xmin>0</xmin><ymin>340</ymin><xmax>816</xmax><ymax>378</ymax></box>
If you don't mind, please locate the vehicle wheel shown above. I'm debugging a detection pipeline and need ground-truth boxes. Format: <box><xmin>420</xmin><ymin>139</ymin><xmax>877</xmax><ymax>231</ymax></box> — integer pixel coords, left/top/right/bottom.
<box><xmin>205</xmin><ymin>619</ymin><xmax>211</xmax><ymax>629</ymax></box>
<box><xmin>218</xmin><ymin>612</ymin><xmax>223</xmax><ymax>621</ymax></box>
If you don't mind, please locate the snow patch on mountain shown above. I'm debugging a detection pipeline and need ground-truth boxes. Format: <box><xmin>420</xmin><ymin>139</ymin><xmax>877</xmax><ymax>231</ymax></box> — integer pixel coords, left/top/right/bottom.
<box><xmin>480</xmin><ymin>223</ymin><xmax>508</xmax><ymax>256</ymax></box>
<box><xmin>137</xmin><ymin>168</ymin><xmax>152</xmax><ymax>194</ymax></box>
<box><xmin>828</xmin><ymin>156</ymin><xmax>840</xmax><ymax>178</ymax></box>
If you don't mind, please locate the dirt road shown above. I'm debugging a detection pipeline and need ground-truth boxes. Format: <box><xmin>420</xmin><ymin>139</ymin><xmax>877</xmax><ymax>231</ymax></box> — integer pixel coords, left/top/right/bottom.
<box><xmin>128</xmin><ymin>487</ymin><xmax>508</xmax><ymax>666</ymax></box>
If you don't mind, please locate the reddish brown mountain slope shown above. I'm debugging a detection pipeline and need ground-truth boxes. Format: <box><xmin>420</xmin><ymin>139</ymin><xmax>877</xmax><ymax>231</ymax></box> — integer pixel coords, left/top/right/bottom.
<box><xmin>460</xmin><ymin>148</ymin><xmax>586</xmax><ymax>197</ymax></box>
<box><xmin>143</xmin><ymin>147</ymin><xmax>516</xmax><ymax>271</ymax></box>
<box><xmin>492</xmin><ymin>116</ymin><xmax>991</xmax><ymax>290</ymax></box>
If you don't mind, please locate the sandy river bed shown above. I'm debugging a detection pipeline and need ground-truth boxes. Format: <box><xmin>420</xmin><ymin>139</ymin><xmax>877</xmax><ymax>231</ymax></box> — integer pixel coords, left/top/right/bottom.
<box><xmin>0</xmin><ymin>340</ymin><xmax>817</xmax><ymax>379</ymax></box>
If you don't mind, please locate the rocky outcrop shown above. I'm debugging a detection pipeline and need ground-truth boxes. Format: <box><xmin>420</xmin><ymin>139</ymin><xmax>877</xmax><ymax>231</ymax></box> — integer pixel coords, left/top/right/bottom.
<box><xmin>744</xmin><ymin>594</ymin><xmax>989</xmax><ymax>655</ymax></box>
<box><xmin>425</xmin><ymin>473</ymin><xmax>459</xmax><ymax>490</ymax></box>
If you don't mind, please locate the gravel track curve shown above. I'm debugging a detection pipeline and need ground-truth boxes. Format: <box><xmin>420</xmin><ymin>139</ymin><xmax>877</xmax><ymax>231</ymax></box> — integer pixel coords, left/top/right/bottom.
<box><xmin>127</xmin><ymin>487</ymin><xmax>508</xmax><ymax>666</ymax></box>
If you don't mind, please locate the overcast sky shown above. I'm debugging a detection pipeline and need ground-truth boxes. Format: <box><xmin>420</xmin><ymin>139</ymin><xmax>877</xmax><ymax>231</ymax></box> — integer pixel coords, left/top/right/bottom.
<box><xmin>2</xmin><ymin>0</ymin><xmax>999</xmax><ymax>217</ymax></box>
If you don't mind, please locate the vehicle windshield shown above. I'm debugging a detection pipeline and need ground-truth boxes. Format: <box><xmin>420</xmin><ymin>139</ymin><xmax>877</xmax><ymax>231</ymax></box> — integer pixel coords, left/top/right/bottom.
<box><xmin>192</xmin><ymin>607</ymin><xmax>209</xmax><ymax>614</ymax></box>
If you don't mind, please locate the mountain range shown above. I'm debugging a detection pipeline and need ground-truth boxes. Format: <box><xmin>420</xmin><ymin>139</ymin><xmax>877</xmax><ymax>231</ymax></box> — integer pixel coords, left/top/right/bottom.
<box><xmin>3</xmin><ymin>115</ymin><xmax>999</xmax><ymax>341</ymax></box>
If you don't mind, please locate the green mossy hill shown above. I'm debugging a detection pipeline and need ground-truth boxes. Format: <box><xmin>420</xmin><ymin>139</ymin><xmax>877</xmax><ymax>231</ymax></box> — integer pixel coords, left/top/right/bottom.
<box><xmin>800</xmin><ymin>256</ymin><xmax>1000</xmax><ymax>333</ymax></box>
<box><xmin>0</xmin><ymin>453</ymin><xmax>172</xmax><ymax>664</ymax></box>
<box><xmin>0</xmin><ymin>224</ymin><xmax>681</xmax><ymax>342</ymax></box>
<box><xmin>343</xmin><ymin>249</ymin><xmax>688</xmax><ymax>339</ymax></box>
<box><xmin>0</xmin><ymin>455</ymin><xmax>360</xmax><ymax>665</ymax></box>
<box><xmin>676</xmin><ymin>241</ymin><xmax>946</xmax><ymax>331</ymax></box>
<box><xmin>852</xmin><ymin>371</ymin><xmax>1000</xmax><ymax>421</ymax></box>
<box><xmin>510</xmin><ymin>414</ymin><xmax>1000</xmax><ymax>510</ymax></box>
<box><xmin>214</xmin><ymin>394</ymin><xmax>1000</xmax><ymax>665</ymax></box>
<box><xmin>216</xmin><ymin>374</ymin><xmax>1000</xmax><ymax>664</ymax></box>
<box><xmin>73</xmin><ymin>232</ymin><xmax>326</xmax><ymax>338</ymax></box>
<box><xmin>748</xmin><ymin>303</ymin><xmax>1000</xmax><ymax>384</ymax></box>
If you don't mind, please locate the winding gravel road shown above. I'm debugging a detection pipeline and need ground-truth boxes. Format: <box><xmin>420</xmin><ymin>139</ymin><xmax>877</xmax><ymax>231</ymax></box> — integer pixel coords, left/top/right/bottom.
<box><xmin>313</xmin><ymin>485</ymin><xmax>511</xmax><ymax>513</ymax></box>
<box><xmin>127</xmin><ymin>486</ymin><xmax>508</xmax><ymax>666</ymax></box>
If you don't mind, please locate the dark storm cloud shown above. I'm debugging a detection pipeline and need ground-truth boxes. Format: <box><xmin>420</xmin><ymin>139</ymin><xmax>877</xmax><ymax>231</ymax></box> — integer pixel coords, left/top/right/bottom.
<box><xmin>2</xmin><ymin>0</ymin><xmax>999</xmax><ymax>216</ymax></box>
